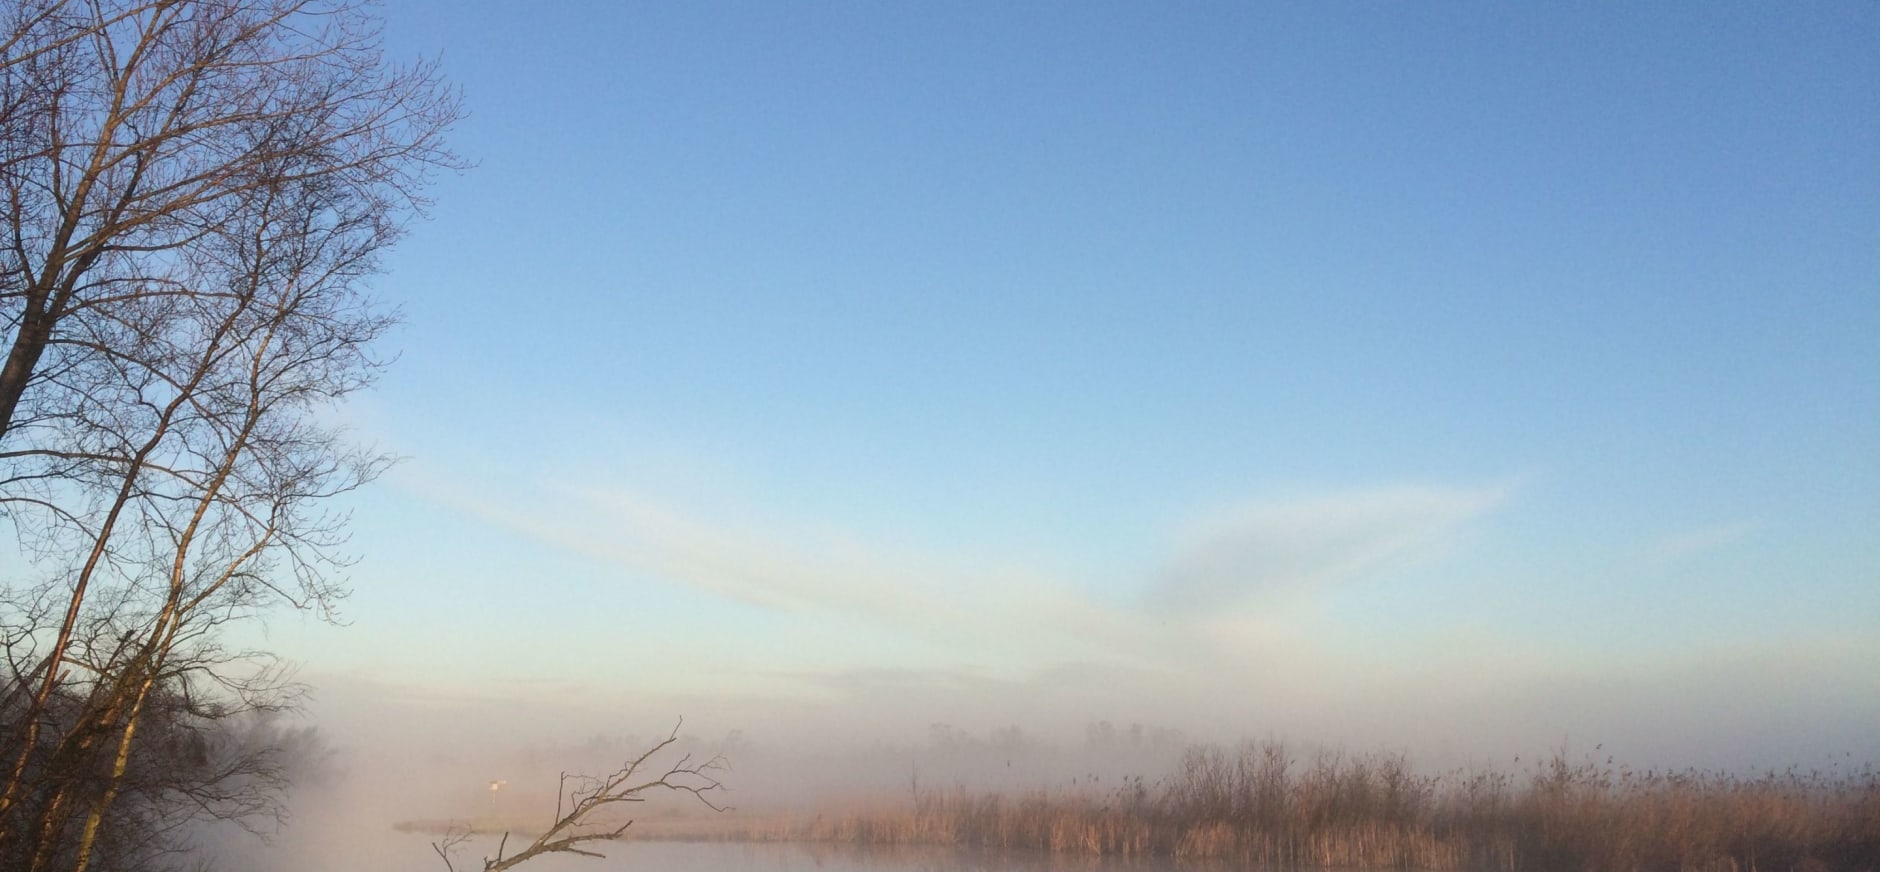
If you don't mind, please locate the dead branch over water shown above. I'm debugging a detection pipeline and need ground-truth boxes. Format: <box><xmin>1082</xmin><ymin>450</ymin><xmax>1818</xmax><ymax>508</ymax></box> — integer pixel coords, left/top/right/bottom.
<box><xmin>689</xmin><ymin>743</ymin><xmax>1880</xmax><ymax>872</ymax></box>
<box><xmin>430</xmin><ymin>721</ymin><xmax>728</xmax><ymax>872</ymax></box>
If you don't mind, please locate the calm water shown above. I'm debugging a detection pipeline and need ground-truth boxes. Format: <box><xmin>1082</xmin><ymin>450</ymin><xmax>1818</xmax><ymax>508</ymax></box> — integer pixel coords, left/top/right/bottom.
<box><xmin>414</xmin><ymin>839</ymin><xmax>1199</xmax><ymax>872</ymax></box>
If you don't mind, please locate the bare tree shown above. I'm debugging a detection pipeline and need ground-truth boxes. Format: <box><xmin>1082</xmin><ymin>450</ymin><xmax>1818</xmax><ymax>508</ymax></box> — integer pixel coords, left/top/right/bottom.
<box><xmin>2</xmin><ymin>168</ymin><xmax>398</xmax><ymax>868</ymax></box>
<box><xmin>433</xmin><ymin>722</ymin><xmax>729</xmax><ymax>872</ymax></box>
<box><xmin>0</xmin><ymin>0</ymin><xmax>460</xmax><ymax>867</ymax></box>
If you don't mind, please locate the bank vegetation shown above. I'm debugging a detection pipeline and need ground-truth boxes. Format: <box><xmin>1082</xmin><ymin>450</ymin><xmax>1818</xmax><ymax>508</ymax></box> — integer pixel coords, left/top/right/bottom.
<box><xmin>701</xmin><ymin>743</ymin><xmax>1880</xmax><ymax>872</ymax></box>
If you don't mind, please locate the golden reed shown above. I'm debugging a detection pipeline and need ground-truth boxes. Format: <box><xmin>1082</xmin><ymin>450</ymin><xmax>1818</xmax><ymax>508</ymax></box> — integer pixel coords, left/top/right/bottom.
<box><xmin>676</xmin><ymin>743</ymin><xmax>1880</xmax><ymax>871</ymax></box>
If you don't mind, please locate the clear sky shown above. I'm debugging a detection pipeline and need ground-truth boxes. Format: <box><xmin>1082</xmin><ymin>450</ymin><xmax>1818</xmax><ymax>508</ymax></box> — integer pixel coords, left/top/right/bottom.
<box><xmin>252</xmin><ymin>1</ymin><xmax>1879</xmax><ymax>772</ymax></box>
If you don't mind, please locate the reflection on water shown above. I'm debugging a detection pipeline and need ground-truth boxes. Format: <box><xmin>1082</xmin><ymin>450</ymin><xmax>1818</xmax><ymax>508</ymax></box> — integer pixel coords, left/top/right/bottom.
<box><xmin>421</xmin><ymin>839</ymin><xmax>1205</xmax><ymax>872</ymax></box>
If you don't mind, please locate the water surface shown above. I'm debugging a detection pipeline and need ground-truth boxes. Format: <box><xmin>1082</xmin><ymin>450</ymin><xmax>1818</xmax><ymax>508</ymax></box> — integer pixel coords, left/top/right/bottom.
<box><xmin>420</xmin><ymin>839</ymin><xmax>1202</xmax><ymax>872</ymax></box>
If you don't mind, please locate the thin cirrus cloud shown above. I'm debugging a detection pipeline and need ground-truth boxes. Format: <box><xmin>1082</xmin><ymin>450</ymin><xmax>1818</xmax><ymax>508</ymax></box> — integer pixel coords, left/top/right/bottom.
<box><xmin>1145</xmin><ymin>485</ymin><xmax>1510</xmax><ymax>615</ymax></box>
<box><xmin>415</xmin><ymin>467</ymin><xmax>1510</xmax><ymax>674</ymax></box>
<box><xmin>436</xmin><ymin>476</ymin><xmax>975</xmax><ymax>621</ymax></box>
<box><xmin>414</xmin><ymin>471</ymin><xmax>1138</xmax><ymax>664</ymax></box>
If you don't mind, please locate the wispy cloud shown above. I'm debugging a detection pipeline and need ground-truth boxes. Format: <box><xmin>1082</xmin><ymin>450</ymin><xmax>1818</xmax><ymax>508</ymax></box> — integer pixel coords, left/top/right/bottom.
<box><xmin>1146</xmin><ymin>485</ymin><xmax>1508</xmax><ymax>614</ymax></box>
<box><xmin>408</xmin><ymin>468</ymin><xmax>1509</xmax><ymax>678</ymax></box>
<box><xmin>407</xmin><ymin>470</ymin><xmax>1143</xmax><ymax>667</ymax></box>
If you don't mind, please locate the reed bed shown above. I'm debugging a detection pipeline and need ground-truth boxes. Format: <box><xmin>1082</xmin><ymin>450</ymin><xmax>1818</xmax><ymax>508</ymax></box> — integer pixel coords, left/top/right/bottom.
<box><xmin>698</xmin><ymin>743</ymin><xmax>1880</xmax><ymax>871</ymax></box>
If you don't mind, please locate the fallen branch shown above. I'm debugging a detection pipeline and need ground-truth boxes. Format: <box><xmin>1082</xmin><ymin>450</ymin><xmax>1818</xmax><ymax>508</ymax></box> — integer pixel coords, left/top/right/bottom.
<box><xmin>433</xmin><ymin>719</ymin><xmax>728</xmax><ymax>871</ymax></box>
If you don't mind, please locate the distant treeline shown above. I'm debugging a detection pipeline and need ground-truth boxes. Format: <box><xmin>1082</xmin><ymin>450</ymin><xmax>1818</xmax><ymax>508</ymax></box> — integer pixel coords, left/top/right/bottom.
<box><xmin>694</xmin><ymin>741</ymin><xmax>1880</xmax><ymax>872</ymax></box>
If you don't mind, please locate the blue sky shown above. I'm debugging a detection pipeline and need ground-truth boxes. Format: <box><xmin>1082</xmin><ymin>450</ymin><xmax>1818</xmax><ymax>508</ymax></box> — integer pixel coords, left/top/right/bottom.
<box><xmin>256</xmin><ymin>1</ymin><xmax>1878</xmax><ymax>769</ymax></box>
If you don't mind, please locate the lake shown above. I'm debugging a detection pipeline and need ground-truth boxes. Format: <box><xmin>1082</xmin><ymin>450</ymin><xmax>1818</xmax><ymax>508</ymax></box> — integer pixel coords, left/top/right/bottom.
<box><xmin>413</xmin><ymin>839</ymin><xmax>1199</xmax><ymax>872</ymax></box>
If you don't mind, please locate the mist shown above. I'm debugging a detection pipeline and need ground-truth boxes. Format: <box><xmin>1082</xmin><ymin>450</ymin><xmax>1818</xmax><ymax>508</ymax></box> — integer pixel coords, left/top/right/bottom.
<box><xmin>203</xmin><ymin>633</ymin><xmax>1876</xmax><ymax>871</ymax></box>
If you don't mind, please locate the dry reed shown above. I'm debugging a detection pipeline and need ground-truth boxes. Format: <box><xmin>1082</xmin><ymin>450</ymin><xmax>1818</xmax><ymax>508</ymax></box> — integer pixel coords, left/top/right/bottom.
<box><xmin>683</xmin><ymin>742</ymin><xmax>1880</xmax><ymax>871</ymax></box>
